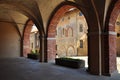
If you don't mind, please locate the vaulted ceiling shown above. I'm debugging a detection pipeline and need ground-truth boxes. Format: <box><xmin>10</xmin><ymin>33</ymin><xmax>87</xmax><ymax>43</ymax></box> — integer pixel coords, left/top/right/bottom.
<box><xmin>0</xmin><ymin>0</ymin><xmax>113</xmax><ymax>36</ymax></box>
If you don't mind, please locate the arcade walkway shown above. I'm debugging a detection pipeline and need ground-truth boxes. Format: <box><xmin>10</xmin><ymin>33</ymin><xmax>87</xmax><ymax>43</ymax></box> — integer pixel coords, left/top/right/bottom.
<box><xmin>0</xmin><ymin>57</ymin><xmax>119</xmax><ymax>80</ymax></box>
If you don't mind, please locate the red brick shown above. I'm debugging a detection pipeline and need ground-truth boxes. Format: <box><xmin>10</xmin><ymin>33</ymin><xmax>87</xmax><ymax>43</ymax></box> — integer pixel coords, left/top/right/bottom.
<box><xmin>23</xmin><ymin>20</ymin><xmax>33</xmax><ymax>57</ymax></box>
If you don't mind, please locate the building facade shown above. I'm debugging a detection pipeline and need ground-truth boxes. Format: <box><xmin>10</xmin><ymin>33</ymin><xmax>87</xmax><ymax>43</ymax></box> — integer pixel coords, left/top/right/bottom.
<box><xmin>56</xmin><ymin>9</ymin><xmax>88</xmax><ymax>57</ymax></box>
<box><xmin>30</xmin><ymin>25</ymin><xmax>40</xmax><ymax>53</ymax></box>
<box><xmin>30</xmin><ymin>32</ymin><xmax>40</xmax><ymax>53</ymax></box>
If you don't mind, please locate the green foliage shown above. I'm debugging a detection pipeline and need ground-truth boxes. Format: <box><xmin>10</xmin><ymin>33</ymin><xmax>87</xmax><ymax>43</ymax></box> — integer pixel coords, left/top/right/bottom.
<box><xmin>31</xmin><ymin>50</ymin><xmax>38</xmax><ymax>54</ymax></box>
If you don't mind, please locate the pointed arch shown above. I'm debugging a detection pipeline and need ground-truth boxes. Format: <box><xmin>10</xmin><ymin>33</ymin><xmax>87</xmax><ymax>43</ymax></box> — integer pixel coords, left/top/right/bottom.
<box><xmin>0</xmin><ymin>1</ymin><xmax>44</xmax><ymax>35</ymax></box>
<box><xmin>22</xmin><ymin>20</ymin><xmax>34</xmax><ymax>57</ymax></box>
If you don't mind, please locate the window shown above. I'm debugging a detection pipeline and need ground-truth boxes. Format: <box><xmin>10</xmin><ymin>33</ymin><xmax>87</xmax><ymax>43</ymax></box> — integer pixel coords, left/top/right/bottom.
<box><xmin>68</xmin><ymin>16</ymin><xmax>70</xmax><ymax>20</ymax></box>
<box><xmin>31</xmin><ymin>43</ymin><xmax>33</xmax><ymax>49</ymax></box>
<box><xmin>63</xmin><ymin>28</ymin><xmax>64</xmax><ymax>35</ymax></box>
<box><xmin>62</xmin><ymin>18</ymin><xmax>64</xmax><ymax>21</ymax></box>
<box><xmin>79</xmin><ymin>24</ymin><xmax>83</xmax><ymax>32</ymax></box>
<box><xmin>80</xmin><ymin>40</ymin><xmax>83</xmax><ymax>48</ymax></box>
<box><xmin>116</xmin><ymin>21</ymin><xmax>120</xmax><ymax>26</ymax></box>
<box><xmin>58</xmin><ymin>27</ymin><xmax>62</xmax><ymax>37</ymax></box>
<box><xmin>68</xmin><ymin>28</ymin><xmax>73</xmax><ymax>37</ymax></box>
<box><xmin>117</xmin><ymin>33</ymin><xmax>120</xmax><ymax>37</ymax></box>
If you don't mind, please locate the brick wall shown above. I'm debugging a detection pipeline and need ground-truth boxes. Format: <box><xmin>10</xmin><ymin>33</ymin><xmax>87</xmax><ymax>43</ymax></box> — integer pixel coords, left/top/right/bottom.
<box><xmin>109</xmin><ymin>35</ymin><xmax>117</xmax><ymax>73</ymax></box>
<box><xmin>47</xmin><ymin>39</ymin><xmax>56</xmax><ymax>61</ymax></box>
<box><xmin>23</xmin><ymin>20</ymin><xmax>33</xmax><ymax>57</ymax></box>
<box><xmin>0</xmin><ymin>22</ymin><xmax>20</xmax><ymax>58</ymax></box>
<box><xmin>104</xmin><ymin>0</ymin><xmax>120</xmax><ymax>75</ymax></box>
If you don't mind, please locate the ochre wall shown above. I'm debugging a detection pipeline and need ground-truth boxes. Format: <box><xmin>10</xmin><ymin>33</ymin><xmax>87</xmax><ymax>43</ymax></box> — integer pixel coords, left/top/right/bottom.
<box><xmin>115</xmin><ymin>14</ymin><xmax>120</xmax><ymax>56</ymax></box>
<box><xmin>56</xmin><ymin>9</ymin><xmax>88</xmax><ymax>57</ymax></box>
<box><xmin>30</xmin><ymin>32</ymin><xmax>40</xmax><ymax>53</ymax></box>
<box><xmin>0</xmin><ymin>22</ymin><xmax>20</xmax><ymax>58</ymax></box>
<box><xmin>116</xmin><ymin>38</ymin><xmax>120</xmax><ymax>56</ymax></box>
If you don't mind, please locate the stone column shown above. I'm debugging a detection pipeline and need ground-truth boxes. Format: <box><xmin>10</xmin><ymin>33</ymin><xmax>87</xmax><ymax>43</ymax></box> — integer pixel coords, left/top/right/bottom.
<box><xmin>47</xmin><ymin>37</ymin><xmax>56</xmax><ymax>62</ymax></box>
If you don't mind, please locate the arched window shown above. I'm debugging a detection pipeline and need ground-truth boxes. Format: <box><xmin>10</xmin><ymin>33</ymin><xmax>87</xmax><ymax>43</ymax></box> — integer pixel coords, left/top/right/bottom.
<box><xmin>57</xmin><ymin>27</ymin><xmax>62</xmax><ymax>37</ymax></box>
<box><xmin>68</xmin><ymin>27</ymin><xmax>73</xmax><ymax>37</ymax></box>
<box><xmin>63</xmin><ymin>28</ymin><xmax>65</xmax><ymax>35</ymax></box>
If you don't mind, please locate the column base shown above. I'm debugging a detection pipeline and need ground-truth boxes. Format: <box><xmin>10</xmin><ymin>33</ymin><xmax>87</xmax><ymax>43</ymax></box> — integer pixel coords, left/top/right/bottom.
<box><xmin>102</xmin><ymin>70</ymin><xmax>118</xmax><ymax>76</ymax></box>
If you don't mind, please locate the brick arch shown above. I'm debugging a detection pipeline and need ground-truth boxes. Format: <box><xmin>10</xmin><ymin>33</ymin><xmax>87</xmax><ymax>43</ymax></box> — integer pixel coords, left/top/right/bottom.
<box><xmin>105</xmin><ymin>0</ymin><xmax>120</xmax><ymax>75</ymax></box>
<box><xmin>47</xmin><ymin>1</ymin><xmax>101</xmax><ymax>75</ymax></box>
<box><xmin>47</xmin><ymin>5</ymin><xmax>75</xmax><ymax>37</ymax></box>
<box><xmin>109</xmin><ymin>1</ymin><xmax>120</xmax><ymax>31</ymax></box>
<box><xmin>47</xmin><ymin>5</ymin><xmax>76</xmax><ymax>61</ymax></box>
<box><xmin>23</xmin><ymin>20</ymin><xmax>34</xmax><ymax>57</ymax></box>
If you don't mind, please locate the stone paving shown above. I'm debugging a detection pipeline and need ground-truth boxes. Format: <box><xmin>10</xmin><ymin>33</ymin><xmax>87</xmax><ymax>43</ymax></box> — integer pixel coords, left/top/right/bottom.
<box><xmin>0</xmin><ymin>57</ymin><xmax>119</xmax><ymax>80</ymax></box>
<box><xmin>71</xmin><ymin>56</ymin><xmax>120</xmax><ymax>73</ymax></box>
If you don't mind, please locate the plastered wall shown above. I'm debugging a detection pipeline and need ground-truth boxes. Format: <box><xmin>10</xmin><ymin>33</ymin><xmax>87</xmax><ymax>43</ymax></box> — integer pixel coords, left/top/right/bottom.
<box><xmin>0</xmin><ymin>22</ymin><xmax>20</xmax><ymax>58</ymax></box>
<box><xmin>56</xmin><ymin>9</ymin><xmax>88</xmax><ymax>57</ymax></box>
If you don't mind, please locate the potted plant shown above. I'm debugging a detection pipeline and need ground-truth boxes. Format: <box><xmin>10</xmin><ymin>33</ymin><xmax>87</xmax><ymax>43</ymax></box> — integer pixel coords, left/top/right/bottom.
<box><xmin>27</xmin><ymin>50</ymin><xmax>39</xmax><ymax>60</ymax></box>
